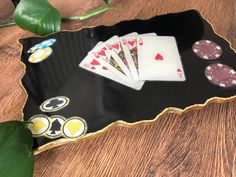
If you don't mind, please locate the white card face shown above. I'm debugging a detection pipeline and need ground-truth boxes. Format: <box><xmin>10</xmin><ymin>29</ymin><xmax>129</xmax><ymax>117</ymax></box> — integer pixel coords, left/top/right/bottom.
<box><xmin>140</xmin><ymin>32</ymin><xmax>157</xmax><ymax>37</ymax></box>
<box><xmin>79</xmin><ymin>55</ymin><xmax>144</xmax><ymax>90</ymax></box>
<box><xmin>104</xmin><ymin>36</ymin><xmax>134</xmax><ymax>82</ymax></box>
<box><xmin>137</xmin><ymin>35</ymin><xmax>186</xmax><ymax>81</ymax></box>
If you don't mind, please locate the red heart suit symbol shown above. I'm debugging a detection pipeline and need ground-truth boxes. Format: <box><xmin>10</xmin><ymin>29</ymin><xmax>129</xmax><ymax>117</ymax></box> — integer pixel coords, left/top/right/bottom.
<box><xmin>139</xmin><ymin>39</ymin><xmax>143</xmax><ymax>46</ymax></box>
<box><xmin>108</xmin><ymin>45</ymin><xmax>113</xmax><ymax>50</ymax></box>
<box><xmin>177</xmin><ymin>68</ymin><xmax>182</xmax><ymax>78</ymax></box>
<box><xmin>128</xmin><ymin>40</ymin><xmax>135</xmax><ymax>46</ymax></box>
<box><xmin>112</xmin><ymin>43</ymin><xmax>119</xmax><ymax>50</ymax></box>
<box><xmin>102</xmin><ymin>66</ymin><xmax>108</xmax><ymax>70</ymax></box>
<box><xmin>177</xmin><ymin>68</ymin><xmax>182</xmax><ymax>73</ymax></box>
<box><xmin>90</xmin><ymin>59</ymin><xmax>100</xmax><ymax>65</ymax></box>
<box><xmin>122</xmin><ymin>39</ymin><xmax>127</xmax><ymax>45</ymax></box>
<box><xmin>155</xmin><ymin>53</ymin><xmax>164</xmax><ymax>60</ymax></box>
<box><xmin>98</xmin><ymin>50</ymin><xmax>106</xmax><ymax>56</ymax></box>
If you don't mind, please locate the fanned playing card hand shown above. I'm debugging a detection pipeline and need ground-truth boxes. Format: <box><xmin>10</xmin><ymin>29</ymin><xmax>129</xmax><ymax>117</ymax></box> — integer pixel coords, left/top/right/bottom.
<box><xmin>79</xmin><ymin>33</ymin><xmax>186</xmax><ymax>90</ymax></box>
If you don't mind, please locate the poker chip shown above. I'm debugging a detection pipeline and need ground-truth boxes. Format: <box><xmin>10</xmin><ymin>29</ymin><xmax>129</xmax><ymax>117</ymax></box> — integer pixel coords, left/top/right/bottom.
<box><xmin>45</xmin><ymin>115</ymin><xmax>65</xmax><ymax>139</ymax></box>
<box><xmin>28</xmin><ymin>47</ymin><xmax>52</xmax><ymax>63</ymax></box>
<box><xmin>62</xmin><ymin>117</ymin><xmax>87</xmax><ymax>138</ymax></box>
<box><xmin>205</xmin><ymin>63</ymin><xmax>236</xmax><ymax>88</ymax></box>
<box><xmin>40</xmin><ymin>96</ymin><xmax>70</xmax><ymax>112</ymax></box>
<box><xmin>193</xmin><ymin>40</ymin><xmax>222</xmax><ymax>60</ymax></box>
<box><xmin>27</xmin><ymin>115</ymin><xmax>51</xmax><ymax>137</ymax></box>
<box><xmin>27</xmin><ymin>38</ymin><xmax>56</xmax><ymax>53</ymax></box>
<box><xmin>40</xmin><ymin>38</ymin><xmax>57</xmax><ymax>48</ymax></box>
<box><xmin>27</xmin><ymin>44</ymin><xmax>42</xmax><ymax>53</ymax></box>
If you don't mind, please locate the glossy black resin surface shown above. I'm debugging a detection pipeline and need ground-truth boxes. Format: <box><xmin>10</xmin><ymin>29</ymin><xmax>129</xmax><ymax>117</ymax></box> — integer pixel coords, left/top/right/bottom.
<box><xmin>20</xmin><ymin>10</ymin><xmax>236</xmax><ymax>149</ymax></box>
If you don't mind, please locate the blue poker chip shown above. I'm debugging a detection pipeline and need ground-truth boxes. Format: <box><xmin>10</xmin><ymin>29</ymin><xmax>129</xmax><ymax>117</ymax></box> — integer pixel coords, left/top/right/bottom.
<box><xmin>27</xmin><ymin>38</ymin><xmax>57</xmax><ymax>53</ymax></box>
<box><xmin>40</xmin><ymin>38</ymin><xmax>57</xmax><ymax>48</ymax></box>
<box><xmin>27</xmin><ymin>43</ymin><xmax>42</xmax><ymax>53</ymax></box>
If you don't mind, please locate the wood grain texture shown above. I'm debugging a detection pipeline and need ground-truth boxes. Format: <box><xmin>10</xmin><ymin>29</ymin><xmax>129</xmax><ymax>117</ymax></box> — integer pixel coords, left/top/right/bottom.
<box><xmin>0</xmin><ymin>0</ymin><xmax>14</xmax><ymax>22</ymax></box>
<box><xmin>0</xmin><ymin>0</ymin><xmax>236</xmax><ymax>176</ymax></box>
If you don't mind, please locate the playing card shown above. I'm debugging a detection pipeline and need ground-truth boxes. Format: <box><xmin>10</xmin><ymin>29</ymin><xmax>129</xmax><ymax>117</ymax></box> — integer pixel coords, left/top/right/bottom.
<box><xmin>120</xmin><ymin>32</ymin><xmax>158</xmax><ymax>80</ymax></box>
<box><xmin>137</xmin><ymin>35</ymin><xmax>186</xmax><ymax>81</ymax></box>
<box><xmin>141</xmin><ymin>33</ymin><xmax>158</xmax><ymax>36</ymax></box>
<box><xmin>120</xmin><ymin>32</ymin><xmax>139</xmax><ymax>80</ymax></box>
<box><xmin>79</xmin><ymin>55</ymin><xmax>144</xmax><ymax>90</ymax></box>
<box><xmin>104</xmin><ymin>36</ymin><xmax>134</xmax><ymax>81</ymax></box>
<box><xmin>89</xmin><ymin>41</ymin><xmax>134</xmax><ymax>82</ymax></box>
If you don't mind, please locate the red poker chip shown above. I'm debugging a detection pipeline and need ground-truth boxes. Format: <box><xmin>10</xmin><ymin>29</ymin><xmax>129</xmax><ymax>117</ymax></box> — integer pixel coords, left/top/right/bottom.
<box><xmin>205</xmin><ymin>63</ymin><xmax>236</xmax><ymax>88</ymax></box>
<box><xmin>193</xmin><ymin>40</ymin><xmax>222</xmax><ymax>60</ymax></box>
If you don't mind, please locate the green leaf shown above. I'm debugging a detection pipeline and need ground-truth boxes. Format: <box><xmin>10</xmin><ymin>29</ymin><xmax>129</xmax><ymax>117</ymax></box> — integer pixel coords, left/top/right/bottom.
<box><xmin>13</xmin><ymin>0</ymin><xmax>61</xmax><ymax>36</ymax></box>
<box><xmin>0</xmin><ymin>121</ymin><xmax>34</xmax><ymax>177</ymax></box>
<box><xmin>104</xmin><ymin>0</ymin><xmax>112</xmax><ymax>3</ymax></box>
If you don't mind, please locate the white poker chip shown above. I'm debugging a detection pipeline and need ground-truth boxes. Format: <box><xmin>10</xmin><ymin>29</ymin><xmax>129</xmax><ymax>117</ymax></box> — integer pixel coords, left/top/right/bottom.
<box><xmin>27</xmin><ymin>115</ymin><xmax>51</xmax><ymax>137</ymax></box>
<box><xmin>45</xmin><ymin>115</ymin><xmax>66</xmax><ymax>139</ymax></box>
<box><xmin>27</xmin><ymin>38</ymin><xmax>56</xmax><ymax>53</ymax></box>
<box><xmin>62</xmin><ymin>117</ymin><xmax>87</xmax><ymax>138</ymax></box>
<box><xmin>40</xmin><ymin>96</ymin><xmax>70</xmax><ymax>112</ymax></box>
<box><xmin>28</xmin><ymin>47</ymin><xmax>52</xmax><ymax>63</ymax></box>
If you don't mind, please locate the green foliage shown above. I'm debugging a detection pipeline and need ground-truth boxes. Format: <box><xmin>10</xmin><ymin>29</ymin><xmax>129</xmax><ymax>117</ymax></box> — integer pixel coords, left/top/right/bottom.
<box><xmin>12</xmin><ymin>0</ymin><xmax>113</xmax><ymax>36</ymax></box>
<box><xmin>104</xmin><ymin>0</ymin><xmax>112</xmax><ymax>3</ymax></box>
<box><xmin>66</xmin><ymin>5</ymin><xmax>113</xmax><ymax>20</ymax></box>
<box><xmin>0</xmin><ymin>121</ymin><xmax>34</xmax><ymax>177</ymax></box>
<box><xmin>13</xmin><ymin>0</ymin><xmax>61</xmax><ymax>36</ymax></box>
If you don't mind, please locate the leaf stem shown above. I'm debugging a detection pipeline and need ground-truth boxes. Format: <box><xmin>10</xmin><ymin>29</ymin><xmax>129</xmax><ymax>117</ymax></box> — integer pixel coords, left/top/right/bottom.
<box><xmin>0</xmin><ymin>21</ymin><xmax>16</xmax><ymax>28</ymax></box>
<box><xmin>63</xmin><ymin>5</ymin><xmax>113</xmax><ymax>21</ymax></box>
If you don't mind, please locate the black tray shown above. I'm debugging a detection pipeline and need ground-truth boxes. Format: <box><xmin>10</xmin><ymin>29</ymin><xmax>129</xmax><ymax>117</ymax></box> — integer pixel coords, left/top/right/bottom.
<box><xmin>19</xmin><ymin>9</ymin><xmax>236</xmax><ymax>153</ymax></box>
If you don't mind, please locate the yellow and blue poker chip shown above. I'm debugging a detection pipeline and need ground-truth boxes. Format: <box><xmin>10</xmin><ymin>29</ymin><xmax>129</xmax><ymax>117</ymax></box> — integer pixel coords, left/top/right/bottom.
<box><xmin>28</xmin><ymin>47</ymin><xmax>53</xmax><ymax>63</ymax></box>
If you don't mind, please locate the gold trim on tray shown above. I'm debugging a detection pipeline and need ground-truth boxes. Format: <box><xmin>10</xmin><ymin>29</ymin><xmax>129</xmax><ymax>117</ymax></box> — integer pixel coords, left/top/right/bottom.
<box><xmin>16</xmin><ymin>9</ymin><xmax>236</xmax><ymax>155</ymax></box>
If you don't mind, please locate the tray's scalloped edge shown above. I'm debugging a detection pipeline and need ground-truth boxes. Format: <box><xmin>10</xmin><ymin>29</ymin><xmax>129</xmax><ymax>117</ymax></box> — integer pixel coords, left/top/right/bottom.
<box><xmin>16</xmin><ymin>9</ymin><xmax>236</xmax><ymax>155</ymax></box>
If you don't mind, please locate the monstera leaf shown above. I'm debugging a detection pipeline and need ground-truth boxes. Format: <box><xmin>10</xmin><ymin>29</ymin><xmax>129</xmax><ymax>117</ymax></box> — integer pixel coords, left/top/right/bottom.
<box><xmin>0</xmin><ymin>121</ymin><xmax>34</xmax><ymax>177</ymax></box>
<box><xmin>13</xmin><ymin>0</ymin><xmax>61</xmax><ymax>36</ymax></box>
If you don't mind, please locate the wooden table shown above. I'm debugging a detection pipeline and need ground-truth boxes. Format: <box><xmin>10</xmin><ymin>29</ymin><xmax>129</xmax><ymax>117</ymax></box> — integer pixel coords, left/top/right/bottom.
<box><xmin>0</xmin><ymin>0</ymin><xmax>236</xmax><ymax>176</ymax></box>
